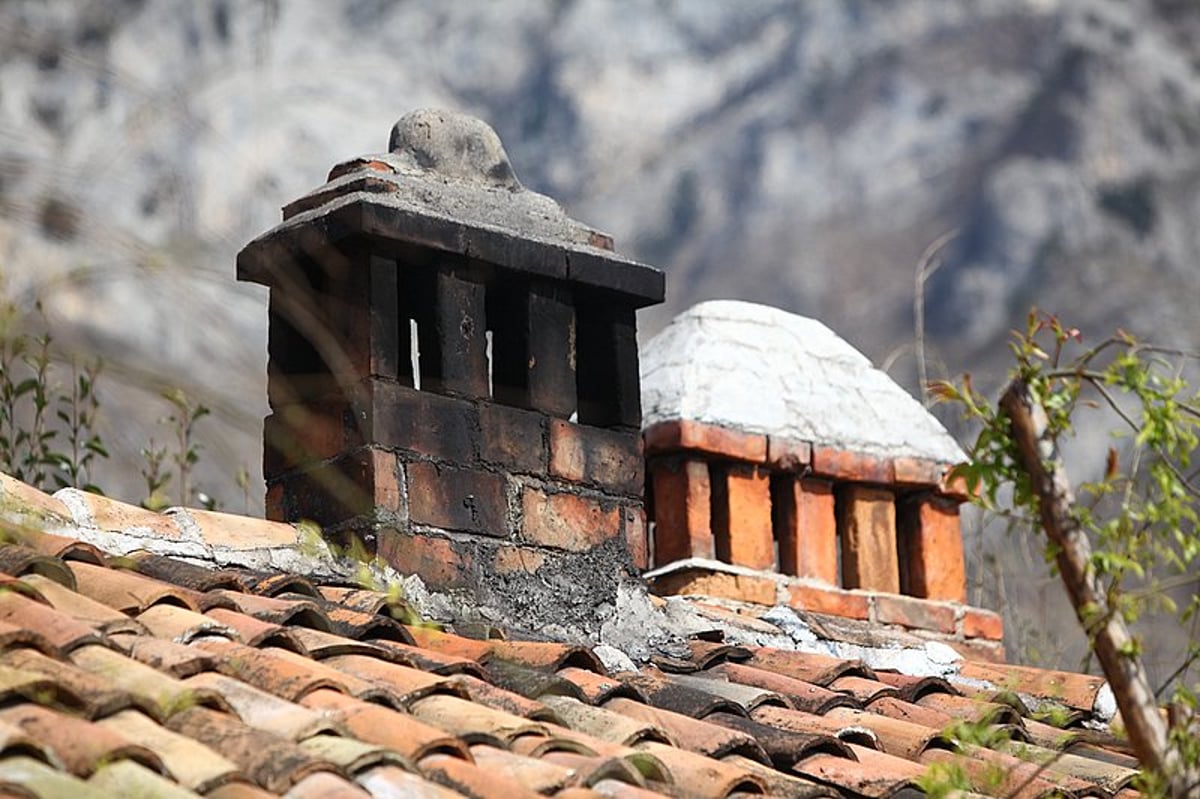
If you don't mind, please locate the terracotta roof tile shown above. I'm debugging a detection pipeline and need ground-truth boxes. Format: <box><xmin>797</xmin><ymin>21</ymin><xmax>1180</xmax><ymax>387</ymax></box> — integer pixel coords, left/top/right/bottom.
<box><xmin>130</xmin><ymin>553</ymin><xmax>248</xmax><ymax>592</ymax></box>
<box><xmin>209</xmin><ymin>591</ymin><xmax>331</xmax><ymax>630</ymax></box>
<box><xmin>355</xmin><ymin>763</ymin><xmax>467</xmax><ymax>798</ymax></box>
<box><xmin>0</xmin><ymin>473</ymin><xmax>1149</xmax><ymax>798</ymax></box>
<box><xmin>99</xmin><ymin>708</ymin><xmax>245</xmax><ymax>793</ymax></box>
<box><xmin>419</xmin><ymin>750</ymin><xmax>546</xmax><ymax>798</ymax></box>
<box><xmin>0</xmin><ymin>703</ymin><xmax>163</xmax><ymax>777</ymax></box>
<box><xmin>0</xmin><ymin>544</ymin><xmax>75</xmax><ymax>587</ymax></box>
<box><xmin>0</xmin><ymin>647</ymin><xmax>132</xmax><ymax>718</ymax></box>
<box><xmin>558</xmin><ymin>666</ymin><xmax>648</xmax><ymax>704</ymax></box>
<box><xmin>299</xmin><ymin>688</ymin><xmax>469</xmax><ymax>762</ymax></box>
<box><xmin>276</xmin><ymin>770</ymin><xmax>372</xmax><ymax>799</ymax></box>
<box><xmin>636</xmin><ymin>740</ymin><xmax>767</xmax><ymax>797</ymax></box>
<box><xmin>87</xmin><ymin>758</ymin><xmax>200</xmax><ymax>799</ymax></box>
<box><xmin>67</xmin><ymin>561</ymin><xmax>202</xmax><ymax>613</ymax></box>
<box><xmin>620</xmin><ymin>669</ymin><xmax>748</xmax><ymax>718</ymax></box>
<box><xmin>18</xmin><ymin>572</ymin><xmax>129</xmax><ymax>625</ymax></box>
<box><xmin>794</xmin><ymin>745</ymin><xmax>922</xmax><ymax>799</ymax></box>
<box><xmin>204</xmin><ymin>607</ymin><xmax>306</xmax><ymax>650</ymax></box>
<box><xmin>16</xmin><ymin>529</ymin><xmax>105</xmax><ymax>564</ymax></box>
<box><xmin>113</xmin><ymin>633</ymin><xmax>219</xmax><ymax>678</ymax></box>
<box><xmin>0</xmin><ymin>589</ymin><xmax>102</xmax><ymax>653</ymax></box>
<box><xmin>165</xmin><ymin>705</ymin><xmax>337</xmax><ymax>793</ymax></box>
<box><xmin>0</xmin><ymin>755</ymin><xmax>109</xmax><ymax>799</ymax></box>
<box><xmin>742</xmin><ymin>647</ymin><xmax>874</xmax><ymax>687</ymax></box>
<box><xmin>69</xmin><ymin>643</ymin><xmax>230</xmax><ymax>720</ymax></box>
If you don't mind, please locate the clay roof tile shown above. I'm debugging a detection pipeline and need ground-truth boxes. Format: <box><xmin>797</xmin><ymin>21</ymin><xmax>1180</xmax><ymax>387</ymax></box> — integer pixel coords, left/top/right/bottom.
<box><xmin>706</xmin><ymin>663</ymin><xmax>858</xmax><ymax>715</ymax></box>
<box><xmin>99</xmin><ymin>708</ymin><xmax>245</xmax><ymax>793</ymax></box>
<box><xmin>0</xmin><ymin>589</ymin><xmax>102</xmax><ymax>653</ymax></box>
<box><xmin>203</xmin><ymin>607</ymin><xmax>308</xmax><ymax>651</ymax></box>
<box><xmin>0</xmin><ymin>703</ymin><xmax>164</xmax><ymax>778</ymax></box>
<box><xmin>67</xmin><ymin>561</ymin><xmax>201</xmax><ymax>613</ymax></box>
<box><xmin>165</xmin><ymin>705</ymin><xmax>338</xmax><ymax>793</ymax></box>
<box><xmin>0</xmin><ymin>545</ymin><xmax>75</xmax><ymax>587</ymax></box>
<box><xmin>299</xmin><ymin>688</ymin><xmax>470</xmax><ymax>762</ymax></box>
<box><xmin>208</xmin><ymin>591</ymin><xmax>331</xmax><ymax>631</ymax></box>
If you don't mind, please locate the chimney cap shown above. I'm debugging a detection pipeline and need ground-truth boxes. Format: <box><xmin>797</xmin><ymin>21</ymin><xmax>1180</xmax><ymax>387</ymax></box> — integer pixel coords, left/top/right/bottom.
<box><xmin>641</xmin><ymin>300</ymin><xmax>966</xmax><ymax>464</ymax></box>
<box><xmin>237</xmin><ymin>108</ymin><xmax>663</xmax><ymax>305</ymax></box>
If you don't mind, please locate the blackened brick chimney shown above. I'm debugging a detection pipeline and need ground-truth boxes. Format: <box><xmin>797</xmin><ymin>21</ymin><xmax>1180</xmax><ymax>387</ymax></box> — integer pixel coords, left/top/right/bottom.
<box><xmin>237</xmin><ymin>110</ymin><xmax>663</xmax><ymax>627</ymax></box>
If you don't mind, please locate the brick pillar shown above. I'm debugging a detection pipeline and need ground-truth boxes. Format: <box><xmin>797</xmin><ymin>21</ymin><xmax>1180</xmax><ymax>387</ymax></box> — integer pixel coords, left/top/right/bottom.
<box><xmin>712</xmin><ymin>463</ymin><xmax>775</xmax><ymax>571</ymax></box>
<box><xmin>774</xmin><ymin>476</ymin><xmax>838</xmax><ymax>584</ymax></box>
<box><xmin>898</xmin><ymin>493</ymin><xmax>966</xmax><ymax>602</ymax></box>
<box><xmin>650</xmin><ymin>458</ymin><xmax>714</xmax><ymax>564</ymax></box>
<box><xmin>837</xmin><ymin>484</ymin><xmax>899</xmax><ymax>593</ymax></box>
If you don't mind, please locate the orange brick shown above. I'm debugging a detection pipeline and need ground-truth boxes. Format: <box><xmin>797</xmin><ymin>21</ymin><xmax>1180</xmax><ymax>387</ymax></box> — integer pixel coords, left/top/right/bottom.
<box><xmin>812</xmin><ymin>447</ymin><xmax>894</xmax><ymax>483</ymax></box>
<box><xmin>897</xmin><ymin>493</ymin><xmax>965</xmax><ymax>602</ymax></box>
<box><xmin>766</xmin><ymin>437</ymin><xmax>812</xmax><ymax>471</ymax></box>
<box><xmin>837</xmin><ymin>484</ymin><xmax>899</xmax><ymax>593</ymax></box>
<box><xmin>712</xmin><ymin>464</ymin><xmax>774</xmax><ymax>571</ymax></box>
<box><xmin>643</xmin><ymin>420</ymin><xmax>767</xmax><ymax>462</ymax></box>
<box><xmin>650</xmin><ymin>459</ymin><xmax>714</xmax><ymax>563</ymax></box>
<box><xmin>263</xmin><ymin>402</ymin><xmax>349</xmax><ymax>476</ymax></box>
<box><xmin>623</xmin><ymin>505</ymin><xmax>648</xmax><ymax>571</ymax></box>
<box><xmin>892</xmin><ymin>457</ymin><xmax>944</xmax><ymax>486</ymax></box>
<box><xmin>520</xmin><ymin>489</ymin><xmax>620</xmax><ymax>552</ymax></box>
<box><xmin>492</xmin><ymin>546</ymin><xmax>548</xmax><ymax>576</ymax></box>
<box><xmin>786</xmin><ymin>582</ymin><xmax>869</xmax><ymax>620</ymax></box>
<box><xmin>651</xmin><ymin>569</ymin><xmax>779</xmax><ymax>605</ymax></box>
<box><xmin>951</xmin><ymin>638</ymin><xmax>1006</xmax><ymax>664</ymax></box>
<box><xmin>776</xmin><ymin>477</ymin><xmax>837</xmax><ymax>583</ymax></box>
<box><xmin>369</xmin><ymin>450</ymin><xmax>403</xmax><ymax>514</ymax></box>
<box><xmin>378</xmin><ymin>532</ymin><xmax>472</xmax><ymax>589</ymax></box>
<box><xmin>962</xmin><ymin>607</ymin><xmax>1004</xmax><ymax>641</ymax></box>
<box><xmin>549</xmin><ymin>418</ymin><xmax>643</xmax><ymax>495</ymax></box>
<box><xmin>875</xmin><ymin>593</ymin><xmax>957</xmax><ymax>633</ymax></box>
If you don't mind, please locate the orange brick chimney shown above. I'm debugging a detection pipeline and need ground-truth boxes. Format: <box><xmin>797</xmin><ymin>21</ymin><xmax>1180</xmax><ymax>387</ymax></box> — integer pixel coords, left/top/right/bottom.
<box><xmin>640</xmin><ymin>302</ymin><xmax>1004</xmax><ymax>660</ymax></box>
<box><xmin>237</xmin><ymin>110</ymin><xmax>662</xmax><ymax>630</ymax></box>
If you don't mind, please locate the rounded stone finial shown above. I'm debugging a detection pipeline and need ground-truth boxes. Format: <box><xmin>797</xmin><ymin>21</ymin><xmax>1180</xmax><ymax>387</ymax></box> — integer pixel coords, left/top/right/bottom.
<box><xmin>388</xmin><ymin>109</ymin><xmax>521</xmax><ymax>190</ymax></box>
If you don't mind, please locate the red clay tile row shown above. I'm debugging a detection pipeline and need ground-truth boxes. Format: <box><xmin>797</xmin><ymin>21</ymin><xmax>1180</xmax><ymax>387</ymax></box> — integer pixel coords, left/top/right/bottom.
<box><xmin>0</xmin><ymin>476</ymin><xmax>1141</xmax><ymax>798</ymax></box>
<box><xmin>649</xmin><ymin>564</ymin><xmax>1005</xmax><ymax>658</ymax></box>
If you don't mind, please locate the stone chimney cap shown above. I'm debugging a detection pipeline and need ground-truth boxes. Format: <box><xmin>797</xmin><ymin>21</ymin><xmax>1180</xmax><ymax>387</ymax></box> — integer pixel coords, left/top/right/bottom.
<box><xmin>387</xmin><ymin>109</ymin><xmax>522</xmax><ymax>190</ymax></box>
<box><xmin>640</xmin><ymin>300</ymin><xmax>966</xmax><ymax>464</ymax></box>
<box><xmin>237</xmin><ymin>109</ymin><xmax>663</xmax><ymax>306</ymax></box>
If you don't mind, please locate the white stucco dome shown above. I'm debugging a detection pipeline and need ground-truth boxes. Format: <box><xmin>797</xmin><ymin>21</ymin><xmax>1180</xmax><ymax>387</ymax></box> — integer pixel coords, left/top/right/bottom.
<box><xmin>639</xmin><ymin>300</ymin><xmax>966</xmax><ymax>464</ymax></box>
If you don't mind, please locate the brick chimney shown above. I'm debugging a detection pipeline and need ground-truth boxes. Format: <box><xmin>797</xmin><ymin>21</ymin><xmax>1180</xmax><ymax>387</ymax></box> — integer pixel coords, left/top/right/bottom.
<box><xmin>640</xmin><ymin>301</ymin><xmax>1005</xmax><ymax>661</ymax></box>
<box><xmin>237</xmin><ymin>110</ymin><xmax>662</xmax><ymax>628</ymax></box>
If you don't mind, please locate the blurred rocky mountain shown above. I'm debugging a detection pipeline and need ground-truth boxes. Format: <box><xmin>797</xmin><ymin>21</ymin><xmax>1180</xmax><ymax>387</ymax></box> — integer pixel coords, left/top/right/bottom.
<box><xmin>2</xmin><ymin>0</ymin><xmax>1199</xmax><ymax>666</ymax></box>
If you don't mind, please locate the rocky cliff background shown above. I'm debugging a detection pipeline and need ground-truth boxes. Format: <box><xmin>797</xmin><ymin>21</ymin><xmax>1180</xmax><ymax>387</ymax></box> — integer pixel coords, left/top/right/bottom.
<box><xmin>2</xmin><ymin>0</ymin><xmax>1199</xmax><ymax>672</ymax></box>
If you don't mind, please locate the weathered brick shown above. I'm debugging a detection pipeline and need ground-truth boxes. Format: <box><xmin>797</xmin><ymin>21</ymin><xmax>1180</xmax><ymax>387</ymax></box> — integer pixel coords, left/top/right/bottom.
<box><xmin>875</xmin><ymin>593</ymin><xmax>957</xmax><ymax>633</ymax></box>
<box><xmin>407</xmin><ymin>461</ymin><xmax>506</xmax><ymax>535</ymax></box>
<box><xmin>643</xmin><ymin>420</ymin><xmax>767</xmax><ymax>462</ymax></box>
<box><xmin>549</xmin><ymin>418</ymin><xmax>643</xmax><ymax>495</ymax></box>
<box><xmin>369</xmin><ymin>449</ymin><xmax>403</xmax><ymax>516</ymax></box>
<box><xmin>368</xmin><ymin>381</ymin><xmax>478</xmax><ymax>464</ymax></box>
<box><xmin>492</xmin><ymin>546</ymin><xmax>548</xmax><ymax>576</ymax></box>
<box><xmin>951</xmin><ymin>638</ymin><xmax>1006</xmax><ymax>664</ymax></box>
<box><xmin>897</xmin><ymin>493</ymin><xmax>966</xmax><ymax>602</ymax></box>
<box><xmin>962</xmin><ymin>607</ymin><xmax>1004</xmax><ymax>641</ymax></box>
<box><xmin>786</xmin><ymin>582</ymin><xmax>870</xmax><ymax>620</ymax></box>
<box><xmin>775</xmin><ymin>477</ymin><xmax>838</xmax><ymax>583</ymax></box>
<box><xmin>264</xmin><ymin>452</ymin><xmax>377</xmax><ymax>527</ymax></box>
<box><xmin>837</xmin><ymin>484</ymin><xmax>899</xmax><ymax>593</ymax></box>
<box><xmin>520</xmin><ymin>488</ymin><xmax>621</xmax><ymax>551</ymax></box>
<box><xmin>263</xmin><ymin>403</ymin><xmax>352</xmax><ymax>477</ymax></box>
<box><xmin>378</xmin><ymin>532</ymin><xmax>473</xmax><ymax>589</ymax></box>
<box><xmin>812</xmin><ymin>447</ymin><xmax>895</xmax><ymax>484</ymax></box>
<box><xmin>650</xmin><ymin>568</ymin><xmax>779</xmax><ymax>606</ymax></box>
<box><xmin>651</xmin><ymin>458</ymin><xmax>714</xmax><ymax>564</ymax></box>
<box><xmin>623</xmin><ymin>505</ymin><xmax>648</xmax><ymax>571</ymax></box>
<box><xmin>479</xmin><ymin>402</ymin><xmax>548</xmax><ymax>473</ymax></box>
<box><xmin>892</xmin><ymin>457</ymin><xmax>945</xmax><ymax>486</ymax></box>
<box><xmin>766</xmin><ymin>436</ymin><xmax>812</xmax><ymax>471</ymax></box>
<box><xmin>712</xmin><ymin>463</ymin><xmax>775</xmax><ymax>571</ymax></box>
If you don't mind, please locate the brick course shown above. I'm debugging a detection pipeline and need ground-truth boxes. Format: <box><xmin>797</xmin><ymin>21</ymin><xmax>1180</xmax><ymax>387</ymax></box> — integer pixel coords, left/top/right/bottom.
<box><xmin>520</xmin><ymin>488</ymin><xmax>622</xmax><ymax>552</ymax></box>
<box><xmin>406</xmin><ymin>461</ymin><xmax>507</xmax><ymax>536</ymax></box>
<box><xmin>549</xmin><ymin>418</ymin><xmax>644</xmax><ymax>495</ymax></box>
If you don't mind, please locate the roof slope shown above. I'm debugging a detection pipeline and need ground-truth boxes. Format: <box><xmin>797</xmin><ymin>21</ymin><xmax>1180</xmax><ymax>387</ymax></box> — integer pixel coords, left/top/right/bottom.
<box><xmin>640</xmin><ymin>301</ymin><xmax>965</xmax><ymax>464</ymax></box>
<box><xmin>0</xmin><ymin>473</ymin><xmax>1141</xmax><ymax>798</ymax></box>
